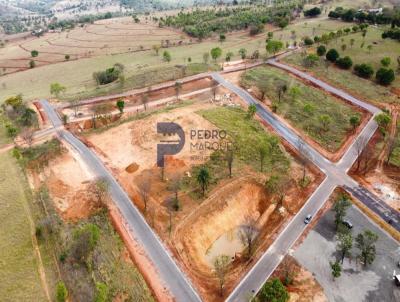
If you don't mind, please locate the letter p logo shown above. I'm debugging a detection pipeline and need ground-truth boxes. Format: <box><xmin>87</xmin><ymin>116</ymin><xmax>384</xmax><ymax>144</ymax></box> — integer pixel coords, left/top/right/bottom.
<box><xmin>157</xmin><ymin>122</ymin><xmax>185</xmax><ymax>167</ymax></box>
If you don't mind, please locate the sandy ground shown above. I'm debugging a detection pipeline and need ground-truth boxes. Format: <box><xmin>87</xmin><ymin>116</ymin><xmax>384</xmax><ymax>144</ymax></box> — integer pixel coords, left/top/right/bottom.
<box><xmin>85</xmin><ymin>99</ymin><xmax>323</xmax><ymax>301</ymax></box>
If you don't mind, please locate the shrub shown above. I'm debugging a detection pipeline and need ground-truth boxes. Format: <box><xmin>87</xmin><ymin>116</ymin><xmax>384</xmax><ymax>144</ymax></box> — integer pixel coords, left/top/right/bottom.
<box><xmin>31</xmin><ymin>50</ymin><xmax>39</xmax><ymax>57</ymax></box>
<box><xmin>56</xmin><ymin>281</ymin><xmax>68</xmax><ymax>302</ymax></box>
<box><xmin>380</xmin><ymin>57</ymin><xmax>391</xmax><ymax>67</ymax></box>
<box><xmin>303</xmin><ymin>54</ymin><xmax>319</xmax><ymax>67</ymax></box>
<box><xmin>326</xmin><ymin>48</ymin><xmax>339</xmax><ymax>62</ymax></box>
<box><xmin>304</xmin><ymin>7</ymin><xmax>321</xmax><ymax>17</ymax></box>
<box><xmin>303</xmin><ymin>37</ymin><xmax>314</xmax><ymax>46</ymax></box>
<box><xmin>65</xmin><ymin>54</ymin><xmax>70</xmax><ymax>60</ymax></box>
<box><xmin>354</xmin><ymin>63</ymin><xmax>374</xmax><ymax>79</ymax></box>
<box><xmin>29</xmin><ymin>60</ymin><xmax>35</xmax><ymax>68</ymax></box>
<box><xmin>376</xmin><ymin>68</ymin><xmax>395</xmax><ymax>85</ymax></box>
<box><xmin>93</xmin><ymin>63</ymin><xmax>124</xmax><ymax>85</ymax></box>
<box><xmin>249</xmin><ymin>23</ymin><xmax>264</xmax><ymax>36</ymax></box>
<box><xmin>335</xmin><ymin>56</ymin><xmax>353</xmax><ymax>69</ymax></box>
<box><xmin>316</xmin><ymin>45</ymin><xmax>326</xmax><ymax>56</ymax></box>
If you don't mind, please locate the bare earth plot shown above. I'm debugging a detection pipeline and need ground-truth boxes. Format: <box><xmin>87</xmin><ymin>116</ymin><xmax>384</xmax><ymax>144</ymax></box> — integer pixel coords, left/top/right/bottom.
<box><xmin>83</xmin><ymin>98</ymin><xmax>322</xmax><ymax>301</ymax></box>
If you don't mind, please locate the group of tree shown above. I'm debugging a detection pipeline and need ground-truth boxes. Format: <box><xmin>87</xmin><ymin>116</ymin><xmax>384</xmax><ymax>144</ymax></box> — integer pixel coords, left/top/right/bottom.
<box><xmin>328</xmin><ymin>6</ymin><xmax>400</xmax><ymax>26</ymax></box>
<box><xmin>2</xmin><ymin>94</ymin><xmax>39</xmax><ymax>144</ymax></box>
<box><xmin>93</xmin><ymin>63</ymin><xmax>124</xmax><ymax>85</ymax></box>
<box><xmin>330</xmin><ymin>194</ymin><xmax>379</xmax><ymax>280</ymax></box>
<box><xmin>304</xmin><ymin>7</ymin><xmax>321</xmax><ymax>18</ymax></box>
<box><xmin>160</xmin><ymin>6</ymin><xmax>298</xmax><ymax>40</ymax></box>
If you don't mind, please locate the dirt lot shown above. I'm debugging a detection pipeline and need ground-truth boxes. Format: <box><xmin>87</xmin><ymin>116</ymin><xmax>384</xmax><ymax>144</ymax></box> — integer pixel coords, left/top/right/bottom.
<box><xmin>84</xmin><ymin>97</ymin><xmax>323</xmax><ymax>301</ymax></box>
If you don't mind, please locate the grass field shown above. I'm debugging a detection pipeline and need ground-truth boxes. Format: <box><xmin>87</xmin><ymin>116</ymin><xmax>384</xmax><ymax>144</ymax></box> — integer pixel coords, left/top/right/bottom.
<box><xmin>198</xmin><ymin>106</ymin><xmax>291</xmax><ymax>172</ymax></box>
<box><xmin>240</xmin><ymin>66</ymin><xmax>359</xmax><ymax>152</ymax></box>
<box><xmin>0</xmin><ymin>151</ymin><xmax>47</xmax><ymax>301</ymax></box>
<box><xmin>283</xmin><ymin>26</ymin><xmax>400</xmax><ymax>105</ymax></box>
<box><xmin>0</xmin><ymin>17</ymin><xmax>350</xmax><ymax>102</ymax></box>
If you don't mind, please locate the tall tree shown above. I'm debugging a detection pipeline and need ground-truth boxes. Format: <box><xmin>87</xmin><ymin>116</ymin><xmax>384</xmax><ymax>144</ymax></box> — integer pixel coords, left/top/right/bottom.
<box><xmin>337</xmin><ymin>232</ymin><xmax>353</xmax><ymax>263</ymax></box>
<box><xmin>225</xmin><ymin>149</ymin><xmax>234</xmax><ymax>178</ymax></box>
<box><xmin>330</xmin><ymin>261</ymin><xmax>341</xmax><ymax>280</ymax></box>
<box><xmin>213</xmin><ymin>255</ymin><xmax>230</xmax><ymax>297</ymax></box>
<box><xmin>258</xmin><ymin>278</ymin><xmax>289</xmax><ymax>302</ymax></box>
<box><xmin>266</xmin><ymin>40</ymin><xmax>284</xmax><ymax>55</ymax></box>
<box><xmin>50</xmin><ymin>82</ymin><xmax>66</xmax><ymax>98</ymax></box>
<box><xmin>238</xmin><ymin>216</ymin><xmax>259</xmax><ymax>259</ymax></box>
<box><xmin>356</xmin><ymin>230</ymin><xmax>378</xmax><ymax>267</ymax></box>
<box><xmin>333</xmin><ymin>196</ymin><xmax>351</xmax><ymax>230</ymax></box>
<box><xmin>174</xmin><ymin>81</ymin><xmax>182</xmax><ymax>101</ymax></box>
<box><xmin>196</xmin><ymin>166</ymin><xmax>210</xmax><ymax>196</ymax></box>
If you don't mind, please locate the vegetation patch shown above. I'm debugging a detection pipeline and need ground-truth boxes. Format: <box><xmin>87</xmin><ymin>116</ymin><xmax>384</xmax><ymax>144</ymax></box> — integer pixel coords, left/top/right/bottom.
<box><xmin>240</xmin><ymin>66</ymin><xmax>359</xmax><ymax>152</ymax></box>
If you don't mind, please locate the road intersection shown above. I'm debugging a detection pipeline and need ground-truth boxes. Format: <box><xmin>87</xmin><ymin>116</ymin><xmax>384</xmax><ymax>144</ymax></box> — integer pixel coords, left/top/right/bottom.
<box><xmin>40</xmin><ymin>59</ymin><xmax>399</xmax><ymax>302</ymax></box>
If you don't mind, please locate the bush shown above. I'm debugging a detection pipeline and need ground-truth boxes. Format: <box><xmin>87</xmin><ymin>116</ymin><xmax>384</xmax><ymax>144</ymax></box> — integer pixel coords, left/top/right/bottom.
<box><xmin>303</xmin><ymin>54</ymin><xmax>319</xmax><ymax>67</ymax></box>
<box><xmin>31</xmin><ymin>50</ymin><xmax>39</xmax><ymax>57</ymax></box>
<box><xmin>56</xmin><ymin>281</ymin><xmax>68</xmax><ymax>302</ymax></box>
<box><xmin>249</xmin><ymin>23</ymin><xmax>264</xmax><ymax>36</ymax></box>
<box><xmin>335</xmin><ymin>56</ymin><xmax>353</xmax><ymax>69</ymax></box>
<box><xmin>29</xmin><ymin>60</ymin><xmax>35</xmax><ymax>68</ymax></box>
<box><xmin>303</xmin><ymin>37</ymin><xmax>314</xmax><ymax>46</ymax></box>
<box><xmin>304</xmin><ymin>7</ymin><xmax>321</xmax><ymax>17</ymax></box>
<box><xmin>93</xmin><ymin>63</ymin><xmax>124</xmax><ymax>85</ymax></box>
<box><xmin>376</xmin><ymin>68</ymin><xmax>395</xmax><ymax>85</ymax></box>
<box><xmin>316</xmin><ymin>45</ymin><xmax>326</xmax><ymax>56</ymax></box>
<box><xmin>326</xmin><ymin>48</ymin><xmax>339</xmax><ymax>62</ymax></box>
<box><xmin>354</xmin><ymin>63</ymin><xmax>374</xmax><ymax>79</ymax></box>
<box><xmin>380</xmin><ymin>57</ymin><xmax>391</xmax><ymax>67</ymax></box>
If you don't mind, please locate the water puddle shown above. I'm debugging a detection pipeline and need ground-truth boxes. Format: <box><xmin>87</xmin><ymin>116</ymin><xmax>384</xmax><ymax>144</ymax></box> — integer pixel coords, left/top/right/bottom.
<box><xmin>204</xmin><ymin>227</ymin><xmax>244</xmax><ymax>267</ymax></box>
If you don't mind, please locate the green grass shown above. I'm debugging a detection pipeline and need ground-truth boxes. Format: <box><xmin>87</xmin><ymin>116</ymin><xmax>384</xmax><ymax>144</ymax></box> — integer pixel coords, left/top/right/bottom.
<box><xmin>198</xmin><ymin>106</ymin><xmax>290</xmax><ymax>173</ymax></box>
<box><xmin>0</xmin><ymin>151</ymin><xmax>47</xmax><ymax>301</ymax></box>
<box><xmin>0</xmin><ymin>18</ymin><xmax>352</xmax><ymax>103</ymax></box>
<box><xmin>283</xmin><ymin>26</ymin><xmax>400</xmax><ymax>105</ymax></box>
<box><xmin>241</xmin><ymin>66</ymin><xmax>359</xmax><ymax>152</ymax></box>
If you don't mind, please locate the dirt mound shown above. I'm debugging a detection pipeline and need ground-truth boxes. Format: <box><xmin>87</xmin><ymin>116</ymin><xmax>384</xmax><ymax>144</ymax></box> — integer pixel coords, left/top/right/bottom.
<box><xmin>125</xmin><ymin>162</ymin><xmax>139</xmax><ymax>173</ymax></box>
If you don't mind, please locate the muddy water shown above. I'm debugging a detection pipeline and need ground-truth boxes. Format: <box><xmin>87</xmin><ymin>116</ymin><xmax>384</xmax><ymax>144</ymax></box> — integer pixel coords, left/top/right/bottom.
<box><xmin>205</xmin><ymin>227</ymin><xmax>244</xmax><ymax>266</ymax></box>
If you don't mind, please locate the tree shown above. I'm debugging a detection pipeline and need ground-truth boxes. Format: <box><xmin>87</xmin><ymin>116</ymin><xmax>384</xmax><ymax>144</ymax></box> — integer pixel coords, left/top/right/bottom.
<box><xmin>19</xmin><ymin>108</ymin><xmax>37</xmax><ymax>127</ymax></box>
<box><xmin>169</xmin><ymin>173</ymin><xmax>181</xmax><ymax>211</ymax></box>
<box><xmin>266</xmin><ymin>40</ymin><xmax>283</xmax><ymax>55</ymax></box>
<box><xmin>330</xmin><ymin>261</ymin><xmax>341</xmax><ymax>279</ymax></box>
<box><xmin>297</xmin><ymin>140</ymin><xmax>310</xmax><ymax>183</ymax></box>
<box><xmin>203</xmin><ymin>52</ymin><xmax>210</xmax><ymax>64</ymax></box>
<box><xmin>20</xmin><ymin>127</ymin><xmax>34</xmax><ymax>147</ymax></box>
<box><xmin>4</xmin><ymin>94</ymin><xmax>23</xmax><ymax>109</ymax></box>
<box><xmin>238</xmin><ymin>216</ymin><xmax>259</xmax><ymax>259</ymax></box>
<box><xmin>303</xmin><ymin>54</ymin><xmax>319</xmax><ymax>67</ymax></box>
<box><xmin>303</xmin><ymin>37</ymin><xmax>314</xmax><ymax>46</ymax></box>
<box><xmin>265</xmin><ymin>174</ymin><xmax>289</xmax><ymax>206</ymax></box>
<box><xmin>304</xmin><ymin>7</ymin><xmax>321</xmax><ymax>17</ymax></box>
<box><xmin>138</xmin><ymin>173</ymin><xmax>151</xmax><ymax>213</ymax></box>
<box><xmin>141</xmin><ymin>91</ymin><xmax>149</xmax><ymax>111</ymax></box>
<box><xmin>116</xmin><ymin>99</ymin><xmax>125</xmax><ymax>113</ymax></box>
<box><xmin>95</xmin><ymin>282</ymin><xmax>109</xmax><ymax>302</ymax></box>
<box><xmin>196</xmin><ymin>166</ymin><xmax>210</xmax><ymax>196</ymax></box>
<box><xmin>152</xmin><ymin>44</ymin><xmax>161</xmax><ymax>55</ymax></box>
<box><xmin>349</xmin><ymin>115</ymin><xmax>360</xmax><ymax>131</ymax></box>
<box><xmin>336</xmin><ymin>56</ymin><xmax>353</xmax><ymax>69</ymax></box>
<box><xmin>387</xmin><ymin>134</ymin><xmax>399</xmax><ymax>164</ymax></box>
<box><xmin>374</xmin><ymin>112</ymin><xmax>391</xmax><ymax>135</ymax></box>
<box><xmin>367</xmin><ymin>44</ymin><xmax>372</xmax><ymax>53</ymax></box>
<box><xmin>238</xmin><ymin>48</ymin><xmax>247</xmax><ymax>60</ymax></box>
<box><xmin>350</xmin><ymin>38</ymin><xmax>355</xmax><ymax>48</ymax></box>
<box><xmin>318</xmin><ymin>114</ymin><xmax>332</xmax><ymax>132</ymax></box>
<box><xmin>354</xmin><ymin>63</ymin><xmax>374</xmax><ymax>79</ymax></box>
<box><xmin>29</xmin><ymin>60</ymin><xmax>35</xmax><ymax>68</ymax></box>
<box><xmin>246</xmin><ymin>104</ymin><xmax>257</xmax><ymax>119</ymax></box>
<box><xmin>225</xmin><ymin>51</ymin><xmax>234</xmax><ymax>62</ymax></box>
<box><xmin>258</xmin><ymin>144</ymin><xmax>267</xmax><ymax>172</ymax></box>
<box><xmin>65</xmin><ymin>54</ymin><xmax>70</xmax><ymax>60</ymax></box>
<box><xmin>91</xmin><ymin>177</ymin><xmax>109</xmax><ymax>207</ymax></box>
<box><xmin>333</xmin><ymin>196</ymin><xmax>351</xmax><ymax>230</ymax></box>
<box><xmin>163</xmin><ymin>50</ymin><xmax>171</xmax><ymax>62</ymax></box>
<box><xmin>275</xmin><ymin>80</ymin><xmax>287</xmax><ymax>102</ymax></box>
<box><xmin>31</xmin><ymin>50</ymin><xmax>39</xmax><ymax>57</ymax></box>
<box><xmin>258</xmin><ymin>278</ymin><xmax>289</xmax><ymax>302</ymax></box>
<box><xmin>219</xmin><ymin>33</ymin><xmax>226</xmax><ymax>42</ymax></box>
<box><xmin>225</xmin><ymin>149</ymin><xmax>234</xmax><ymax>177</ymax></box>
<box><xmin>317</xmin><ymin>45</ymin><xmax>326</xmax><ymax>56</ymax></box>
<box><xmin>326</xmin><ymin>48</ymin><xmax>339</xmax><ymax>62</ymax></box>
<box><xmin>375</xmin><ymin>68</ymin><xmax>395</xmax><ymax>86</ymax></box>
<box><xmin>267</xmin><ymin>31</ymin><xmax>274</xmax><ymax>40</ymax></box>
<box><xmin>356</xmin><ymin>230</ymin><xmax>378</xmax><ymax>267</ymax></box>
<box><xmin>174</xmin><ymin>81</ymin><xmax>182</xmax><ymax>101</ymax></box>
<box><xmin>71</xmin><ymin>223</ymin><xmax>100</xmax><ymax>263</ymax></box>
<box><xmin>341</xmin><ymin>44</ymin><xmax>347</xmax><ymax>52</ymax></box>
<box><xmin>213</xmin><ymin>255</ymin><xmax>230</xmax><ymax>296</ymax></box>
<box><xmin>210</xmin><ymin>47</ymin><xmax>222</xmax><ymax>62</ymax></box>
<box><xmin>337</xmin><ymin>232</ymin><xmax>353</xmax><ymax>263</ymax></box>
<box><xmin>50</xmin><ymin>83</ymin><xmax>66</xmax><ymax>98</ymax></box>
<box><xmin>354</xmin><ymin>135</ymin><xmax>369</xmax><ymax>171</ymax></box>
<box><xmin>56</xmin><ymin>281</ymin><xmax>68</xmax><ymax>302</ymax></box>
<box><xmin>380</xmin><ymin>57</ymin><xmax>391</xmax><ymax>67</ymax></box>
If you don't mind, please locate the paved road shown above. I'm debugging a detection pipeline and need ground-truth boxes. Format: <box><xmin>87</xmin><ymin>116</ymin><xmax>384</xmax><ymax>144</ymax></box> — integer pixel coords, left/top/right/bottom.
<box><xmin>211</xmin><ymin>66</ymin><xmax>400</xmax><ymax>301</ymax></box>
<box><xmin>39</xmin><ymin>100</ymin><xmax>202</xmax><ymax>302</ymax></box>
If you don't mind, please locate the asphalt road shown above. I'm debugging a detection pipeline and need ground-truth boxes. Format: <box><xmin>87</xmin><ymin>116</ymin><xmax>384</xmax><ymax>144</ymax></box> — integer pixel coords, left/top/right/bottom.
<box><xmin>39</xmin><ymin>60</ymin><xmax>400</xmax><ymax>302</ymax></box>
<box><xmin>211</xmin><ymin>65</ymin><xmax>400</xmax><ymax>301</ymax></box>
<box><xmin>39</xmin><ymin>100</ymin><xmax>202</xmax><ymax>302</ymax></box>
